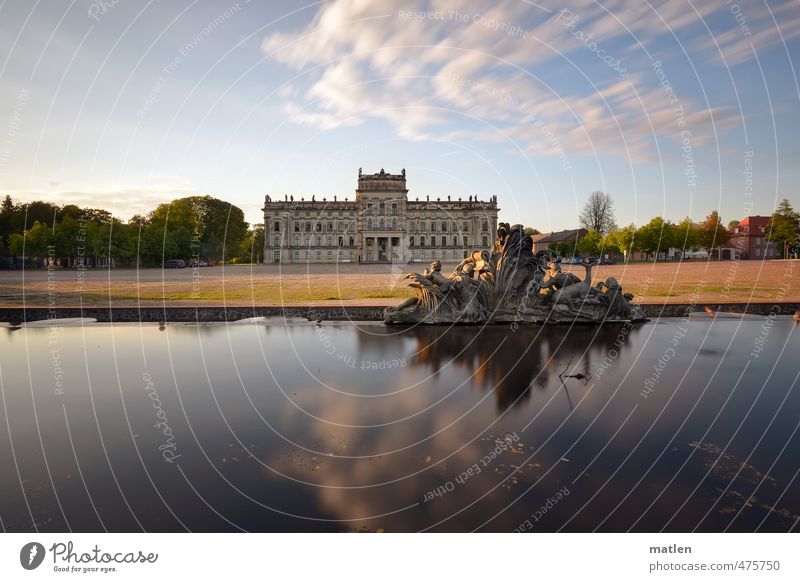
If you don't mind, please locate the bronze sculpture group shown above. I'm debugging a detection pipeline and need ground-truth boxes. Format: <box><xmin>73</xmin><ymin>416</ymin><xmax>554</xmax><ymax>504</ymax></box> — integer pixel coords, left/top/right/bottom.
<box><xmin>385</xmin><ymin>223</ymin><xmax>647</xmax><ymax>325</ymax></box>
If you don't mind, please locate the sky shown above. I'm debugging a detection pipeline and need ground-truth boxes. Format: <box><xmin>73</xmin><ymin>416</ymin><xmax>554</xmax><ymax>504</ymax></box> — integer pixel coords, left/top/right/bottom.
<box><xmin>0</xmin><ymin>0</ymin><xmax>798</xmax><ymax>231</ymax></box>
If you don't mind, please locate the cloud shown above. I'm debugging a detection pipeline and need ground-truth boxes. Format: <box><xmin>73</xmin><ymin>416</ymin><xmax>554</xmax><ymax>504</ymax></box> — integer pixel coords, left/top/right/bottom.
<box><xmin>259</xmin><ymin>1</ymin><xmax>797</xmax><ymax>162</ymax></box>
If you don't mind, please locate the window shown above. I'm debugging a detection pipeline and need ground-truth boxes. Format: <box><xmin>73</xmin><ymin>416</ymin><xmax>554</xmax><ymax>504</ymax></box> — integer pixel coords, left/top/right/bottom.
<box><xmin>482</xmin><ymin>221</ymin><xmax>489</xmax><ymax>232</ymax></box>
<box><xmin>328</xmin><ymin>223</ymin><xmax>333</xmax><ymax>232</ymax></box>
<box><xmin>420</xmin><ymin>221</ymin><xmax>426</xmax><ymax>232</ymax></box>
<box><xmin>338</xmin><ymin>236</ymin><xmax>343</xmax><ymax>247</ymax></box>
<box><xmin>391</xmin><ymin>203</ymin><xmax>398</xmax><ymax>215</ymax></box>
<box><xmin>482</xmin><ymin>235</ymin><xmax>488</xmax><ymax>247</ymax></box>
<box><xmin>463</xmin><ymin>236</ymin><xmax>468</xmax><ymax>246</ymax></box>
<box><xmin>316</xmin><ymin>236</ymin><xmax>322</xmax><ymax>246</ymax></box>
<box><xmin>293</xmin><ymin>235</ymin><xmax>300</xmax><ymax>245</ymax></box>
<box><xmin>293</xmin><ymin>250</ymin><xmax>299</xmax><ymax>259</ymax></box>
<box><xmin>463</xmin><ymin>221</ymin><xmax>469</xmax><ymax>231</ymax></box>
<box><xmin>452</xmin><ymin>236</ymin><xmax>457</xmax><ymax>247</ymax></box>
<box><xmin>305</xmin><ymin>235</ymin><xmax>311</xmax><ymax>245</ymax></box>
<box><xmin>442</xmin><ymin>222</ymin><xmax>448</xmax><ymax>232</ymax></box>
<box><xmin>273</xmin><ymin>236</ymin><xmax>280</xmax><ymax>246</ymax></box>
<box><xmin>316</xmin><ymin>223</ymin><xmax>322</xmax><ymax>232</ymax></box>
<box><xmin>431</xmin><ymin>222</ymin><xmax>437</xmax><ymax>232</ymax></box>
<box><xmin>294</xmin><ymin>222</ymin><xmax>300</xmax><ymax>232</ymax></box>
<box><xmin>349</xmin><ymin>237</ymin><xmax>354</xmax><ymax>246</ymax></box>
<box><xmin>380</xmin><ymin>218</ymin><xmax>385</xmax><ymax>228</ymax></box>
<box><xmin>274</xmin><ymin>221</ymin><xmax>280</xmax><ymax>232</ymax></box>
<box><xmin>410</xmin><ymin>236</ymin><xmax>415</xmax><ymax>247</ymax></box>
<box><xmin>367</xmin><ymin>203</ymin><xmax>373</xmax><ymax>215</ymax></box>
<box><xmin>327</xmin><ymin>250</ymin><xmax>332</xmax><ymax>259</ymax></box>
<box><xmin>316</xmin><ymin>250</ymin><xmax>321</xmax><ymax>259</ymax></box>
<box><xmin>392</xmin><ymin>218</ymin><xmax>397</xmax><ymax>229</ymax></box>
<box><xmin>305</xmin><ymin>223</ymin><xmax>311</xmax><ymax>232</ymax></box>
<box><xmin>379</xmin><ymin>202</ymin><xmax>385</xmax><ymax>215</ymax></box>
<box><xmin>420</xmin><ymin>236</ymin><xmax>426</xmax><ymax>246</ymax></box>
<box><xmin>327</xmin><ymin>236</ymin><xmax>333</xmax><ymax>246</ymax></box>
<box><xmin>367</xmin><ymin>218</ymin><xmax>373</xmax><ymax>230</ymax></box>
<box><xmin>410</xmin><ymin>222</ymin><xmax>416</xmax><ymax>233</ymax></box>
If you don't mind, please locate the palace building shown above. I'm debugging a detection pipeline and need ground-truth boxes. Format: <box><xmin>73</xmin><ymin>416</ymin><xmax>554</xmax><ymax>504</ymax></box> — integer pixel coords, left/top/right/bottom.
<box><xmin>263</xmin><ymin>168</ymin><xmax>499</xmax><ymax>264</ymax></box>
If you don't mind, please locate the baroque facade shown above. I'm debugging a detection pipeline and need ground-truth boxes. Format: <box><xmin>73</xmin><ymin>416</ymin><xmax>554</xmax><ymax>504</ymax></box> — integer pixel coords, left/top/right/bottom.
<box><xmin>263</xmin><ymin>169</ymin><xmax>499</xmax><ymax>264</ymax></box>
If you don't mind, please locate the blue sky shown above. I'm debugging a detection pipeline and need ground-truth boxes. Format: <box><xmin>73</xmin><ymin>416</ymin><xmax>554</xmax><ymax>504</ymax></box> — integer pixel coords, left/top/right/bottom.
<box><xmin>0</xmin><ymin>0</ymin><xmax>798</xmax><ymax>230</ymax></box>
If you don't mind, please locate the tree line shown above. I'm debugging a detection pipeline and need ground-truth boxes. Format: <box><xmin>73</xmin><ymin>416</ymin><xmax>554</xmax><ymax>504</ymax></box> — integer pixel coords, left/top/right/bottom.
<box><xmin>546</xmin><ymin>191</ymin><xmax>800</xmax><ymax>260</ymax></box>
<box><xmin>0</xmin><ymin>194</ymin><xmax>265</xmax><ymax>268</ymax></box>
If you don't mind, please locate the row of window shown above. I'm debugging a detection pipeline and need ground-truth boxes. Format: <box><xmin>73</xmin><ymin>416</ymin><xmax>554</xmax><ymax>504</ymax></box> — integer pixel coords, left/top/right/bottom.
<box><xmin>409</xmin><ymin>235</ymin><xmax>489</xmax><ymax>247</ymax></box>
<box><xmin>273</xmin><ymin>218</ymin><xmax>492</xmax><ymax>233</ymax></box>
<box><xmin>271</xmin><ymin>249</ymin><xmax>476</xmax><ymax>262</ymax></box>
<box><xmin>365</xmin><ymin>202</ymin><xmax>399</xmax><ymax>215</ymax></box>
<box><xmin>271</xmin><ymin>234</ymin><xmax>491</xmax><ymax>247</ymax></box>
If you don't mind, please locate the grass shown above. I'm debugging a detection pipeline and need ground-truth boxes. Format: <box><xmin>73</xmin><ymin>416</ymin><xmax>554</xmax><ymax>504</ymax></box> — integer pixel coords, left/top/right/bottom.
<box><xmin>1</xmin><ymin>261</ymin><xmax>798</xmax><ymax>307</ymax></box>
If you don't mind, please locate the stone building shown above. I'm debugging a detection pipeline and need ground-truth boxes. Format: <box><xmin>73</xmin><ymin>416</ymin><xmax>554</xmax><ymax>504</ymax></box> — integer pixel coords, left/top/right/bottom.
<box><xmin>263</xmin><ymin>168</ymin><xmax>499</xmax><ymax>264</ymax></box>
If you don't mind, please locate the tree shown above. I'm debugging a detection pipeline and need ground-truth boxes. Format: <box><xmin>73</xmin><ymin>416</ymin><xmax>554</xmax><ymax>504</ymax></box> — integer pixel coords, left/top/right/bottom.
<box><xmin>766</xmin><ymin>198</ymin><xmax>800</xmax><ymax>259</ymax></box>
<box><xmin>577</xmin><ymin>229</ymin><xmax>602</xmax><ymax>256</ymax></box>
<box><xmin>143</xmin><ymin>195</ymin><xmax>248</xmax><ymax>264</ymax></box>
<box><xmin>697</xmin><ymin>210</ymin><xmax>728</xmax><ymax>256</ymax></box>
<box><xmin>635</xmin><ymin>217</ymin><xmax>676</xmax><ymax>260</ymax></box>
<box><xmin>578</xmin><ymin>191</ymin><xmax>616</xmax><ymax>235</ymax></box>
<box><xmin>0</xmin><ymin>194</ymin><xmax>15</xmax><ymax>246</ymax></box>
<box><xmin>728</xmin><ymin>219</ymin><xmax>740</xmax><ymax>232</ymax></box>
<box><xmin>674</xmin><ymin>217</ymin><xmax>701</xmax><ymax>252</ymax></box>
<box><xmin>604</xmin><ymin>224</ymin><xmax>635</xmax><ymax>258</ymax></box>
<box><xmin>239</xmin><ymin>224</ymin><xmax>265</xmax><ymax>263</ymax></box>
<box><xmin>523</xmin><ymin>227</ymin><xmax>540</xmax><ymax>237</ymax></box>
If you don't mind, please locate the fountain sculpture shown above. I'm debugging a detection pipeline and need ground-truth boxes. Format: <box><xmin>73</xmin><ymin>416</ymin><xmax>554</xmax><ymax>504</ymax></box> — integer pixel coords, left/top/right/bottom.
<box><xmin>384</xmin><ymin>223</ymin><xmax>647</xmax><ymax>325</ymax></box>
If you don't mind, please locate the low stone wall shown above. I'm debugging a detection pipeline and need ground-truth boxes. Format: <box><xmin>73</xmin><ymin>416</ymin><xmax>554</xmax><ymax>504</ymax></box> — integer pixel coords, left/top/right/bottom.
<box><xmin>1</xmin><ymin>302</ymin><xmax>798</xmax><ymax>325</ymax></box>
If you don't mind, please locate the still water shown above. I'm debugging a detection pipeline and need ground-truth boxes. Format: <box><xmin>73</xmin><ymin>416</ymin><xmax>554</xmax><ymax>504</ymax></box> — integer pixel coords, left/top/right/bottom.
<box><xmin>0</xmin><ymin>317</ymin><xmax>798</xmax><ymax>532</ymax></box>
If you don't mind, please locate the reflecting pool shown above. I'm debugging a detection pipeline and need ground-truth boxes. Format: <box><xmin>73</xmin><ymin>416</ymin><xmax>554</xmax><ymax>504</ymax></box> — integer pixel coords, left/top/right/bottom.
<box><xmin>0</xmin><ymin>317</ymin><xmax>798</xmax><ymax>532</ymax></box>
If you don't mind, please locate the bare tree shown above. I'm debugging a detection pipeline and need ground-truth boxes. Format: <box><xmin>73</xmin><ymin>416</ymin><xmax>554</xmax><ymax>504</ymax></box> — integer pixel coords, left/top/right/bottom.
<box><xmin>579</xmin><ymin>191</ymin><xmax>616</xmax><ymax>235</ymax></box>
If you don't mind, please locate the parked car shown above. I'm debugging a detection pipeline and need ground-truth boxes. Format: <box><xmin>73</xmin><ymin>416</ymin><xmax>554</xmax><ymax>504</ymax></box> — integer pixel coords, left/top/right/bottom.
<box><xmin>163</xmin><ymin>259</ymin><xmax>186</xmax><ymax>268</ymax></box>
<box><xmin>190</xmin><ymin>260</ymin><xmax>209</xmax><ymax>267</ymax></box>
<box><xmin>599</xmin><ymin>258</ymin><xmax>616</xmax><ymax>265</ymax></box>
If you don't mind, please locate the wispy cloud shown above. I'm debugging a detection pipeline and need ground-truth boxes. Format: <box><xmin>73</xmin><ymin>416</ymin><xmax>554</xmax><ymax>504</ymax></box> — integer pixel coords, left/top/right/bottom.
<box><xmin>260</xmin><ymin>0</ymin><xmax>797</xmax><ymax>162</ymax></box>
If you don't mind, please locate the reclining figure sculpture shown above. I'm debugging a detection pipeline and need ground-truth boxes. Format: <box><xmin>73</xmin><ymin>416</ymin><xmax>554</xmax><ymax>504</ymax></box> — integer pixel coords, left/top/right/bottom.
<box><xmin>384</xmin><ymin>222</ymin><xmax>647</xmax><ymax>325</ymax></box>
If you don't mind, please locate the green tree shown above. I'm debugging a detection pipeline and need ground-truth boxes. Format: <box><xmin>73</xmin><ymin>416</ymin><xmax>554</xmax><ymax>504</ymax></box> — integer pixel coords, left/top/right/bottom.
<box><xmin>766</xmin><ymin>198</ymin><xmax>800</xmax><ymax>259</ymax></box>
<box><xmin>238</xmin><ymin>224</ymin><xmax>265</xmax><ymax>263</ymax></box>
<box><xmin>635</xmin><ymin>217</ymin><xmax>676</xmax><ymax>260</ymax></box>
<box><xmin>523</xmin><ymin>227</ymin><xmax>540</xmax><ymax>237</ymax></box>
<box><xmin>144</xmin><ymin>196</ymin><xmax>247</xmax><ymax>264</ymax></box>
<box><xmin>605</xmin><ymin>224</ymin><xmax>636</xmax><ymax>259</ymax></box>
<box><xmin>93</xmin><ymin>219</ymin><xmax>136</xmax><ymax>266</ymax></box>
<box><xmin>697</xmin><ymin>210</ymin><xmax>728</xmax><ymax>256</ymax></box>
<box><xmin>674</xmin><ymin>217</ymin><xmax>701</xmax><ymax>252</ymax></box>
<box><xmin>0</xmin><ymin>194</ymin><xmax>15</xmax><ymax>246</ymax></box>
<box><xmin>728</xmin><ymin>219</ymin><xmax>740</xmax><ymax>232</ymax></box>
<box><xmin>577</xmin><ymin>229</ymin><xmax>602</xmax><ymax>256</ymax></box>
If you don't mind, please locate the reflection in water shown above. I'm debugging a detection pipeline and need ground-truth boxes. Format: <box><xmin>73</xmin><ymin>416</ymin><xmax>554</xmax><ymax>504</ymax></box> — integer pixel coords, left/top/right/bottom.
<box><xmin>405</xmin><ymin>324</ymin><xmax>637</xmax><ymax>411</ymax></box>
<box><xmin>0</xmin><ymin>319</ymin><xmax>798</xmax><ymax>533</ymax></box>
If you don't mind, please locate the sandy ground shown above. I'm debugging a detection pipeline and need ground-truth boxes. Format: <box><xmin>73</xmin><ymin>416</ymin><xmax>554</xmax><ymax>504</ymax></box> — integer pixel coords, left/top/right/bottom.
<box><xmin>0</xmin><ymin>260</ymin><xmax>798</xmax><ymax>307</ymax></box>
